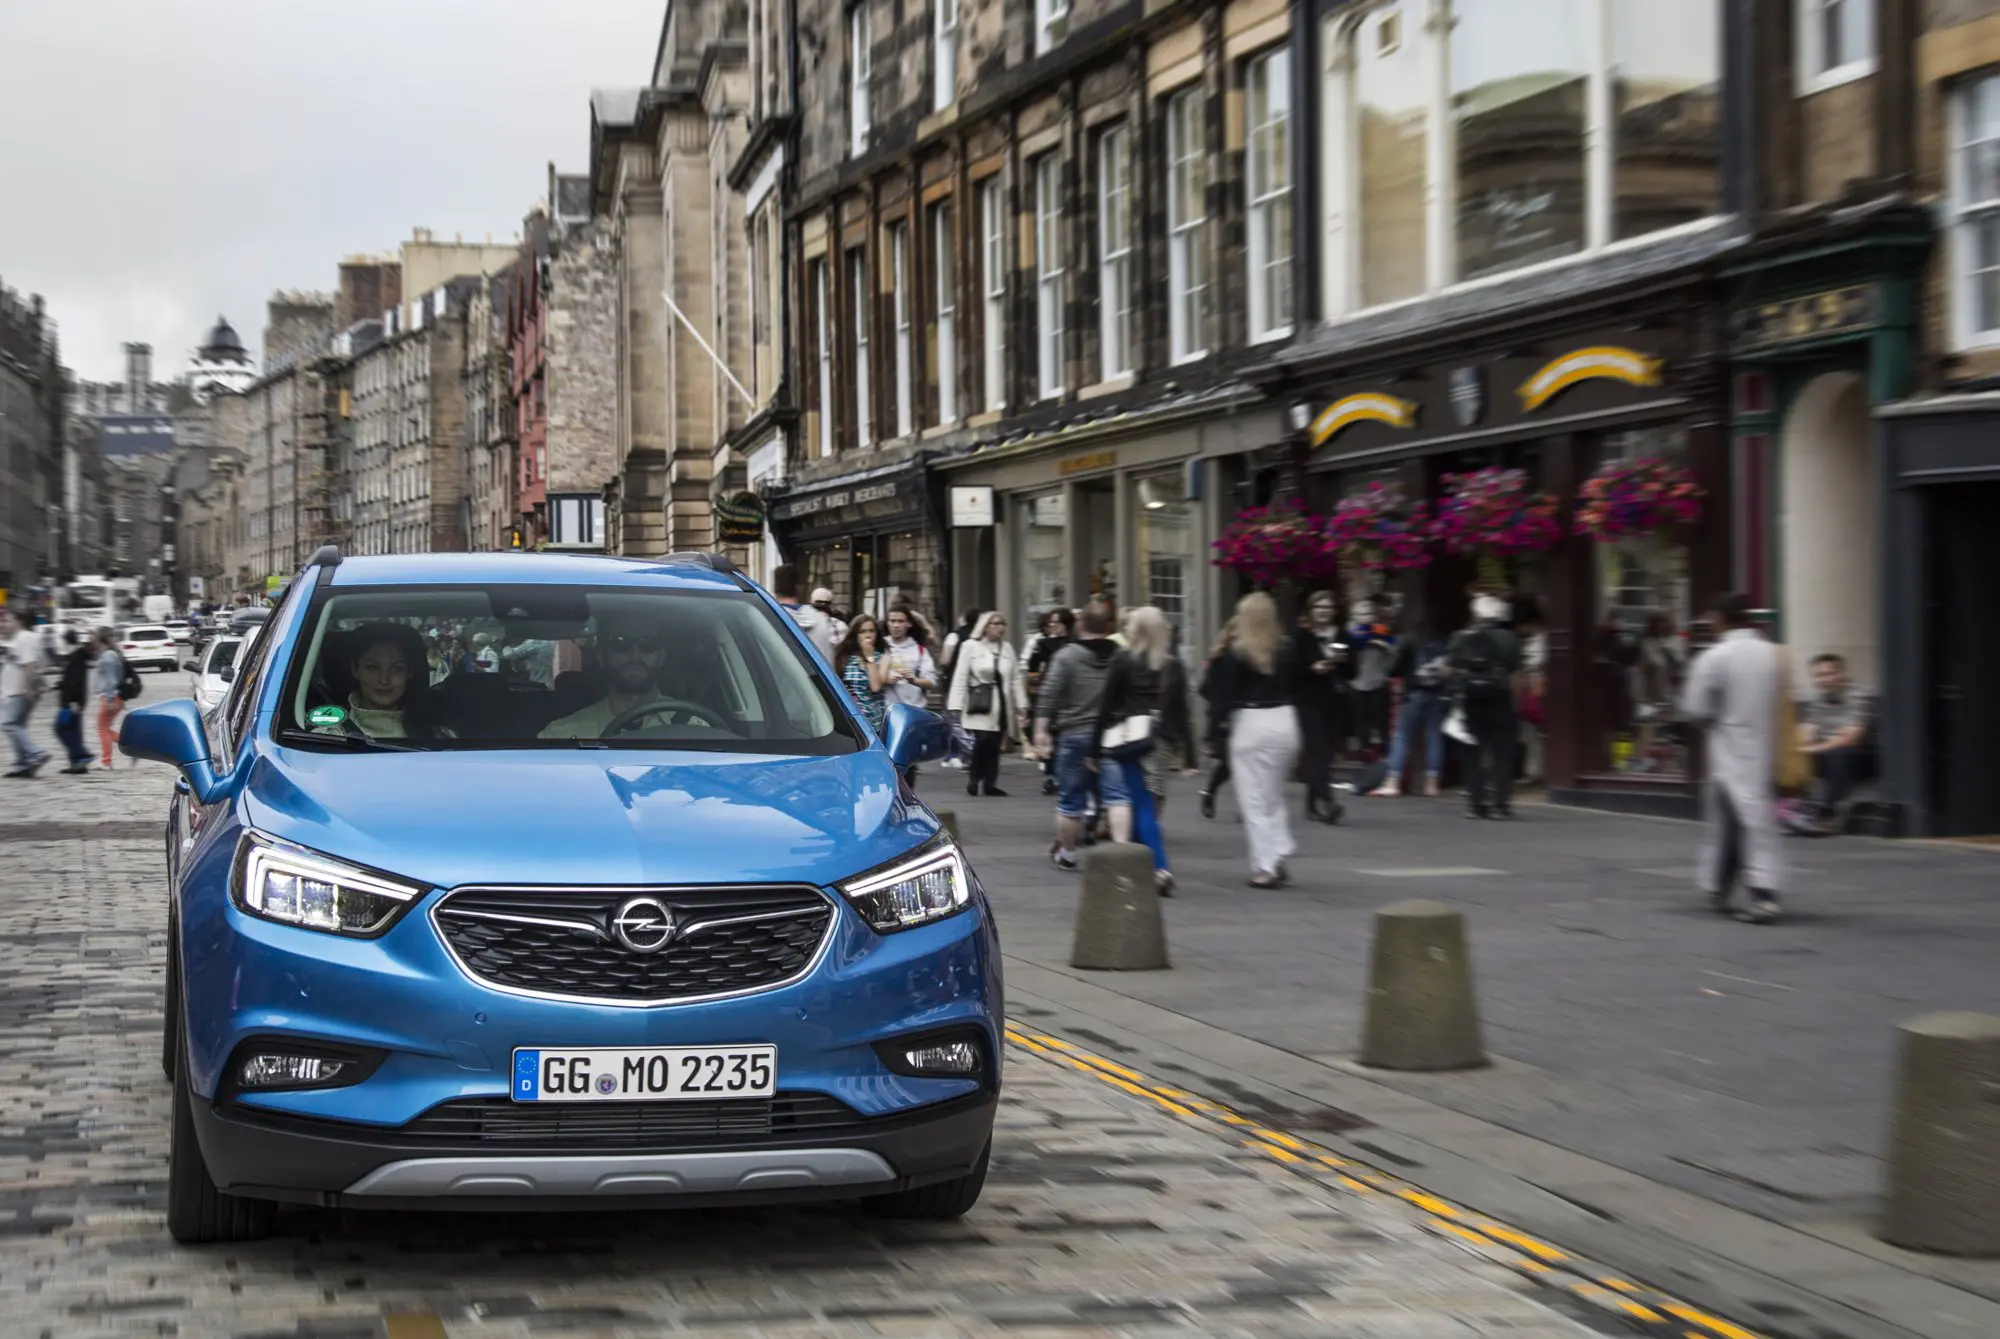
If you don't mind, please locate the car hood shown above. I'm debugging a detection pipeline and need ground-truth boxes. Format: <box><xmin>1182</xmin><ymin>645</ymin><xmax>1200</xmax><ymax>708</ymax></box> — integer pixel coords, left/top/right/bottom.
<box><xmin>241</xmin><ymin>745</ymin><xmax>936</xmax><ymax>890</ymax></box>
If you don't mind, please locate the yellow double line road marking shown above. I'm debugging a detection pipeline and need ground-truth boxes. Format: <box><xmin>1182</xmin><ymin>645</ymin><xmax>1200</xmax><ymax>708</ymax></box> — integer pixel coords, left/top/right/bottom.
<box><xmin>1004</xmin><ymin>1023</ymin><xmax>1762</xmax><ymax>1339</ymax></box>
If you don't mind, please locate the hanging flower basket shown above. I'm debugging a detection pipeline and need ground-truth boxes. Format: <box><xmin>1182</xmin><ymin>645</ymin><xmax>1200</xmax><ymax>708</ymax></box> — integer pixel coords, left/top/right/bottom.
<box><xmin>1573</xmin><ymin>456</ymin><xmax>1705</xmax><ymax>543</ymax></box>
<box><xmin>1428</xmin><ymin>468</ymin><xmax>1564</xmax><ymax>572</ymax></box>
<box><xmin>1323</xmin><ymin>482</ymin><xmax>1434</xmax><ymax>573</ymax></box>
<box><xmin>1212</xmin><ymin>500</ymin><xmax>1337</xmax><ymax>589</ymax></box>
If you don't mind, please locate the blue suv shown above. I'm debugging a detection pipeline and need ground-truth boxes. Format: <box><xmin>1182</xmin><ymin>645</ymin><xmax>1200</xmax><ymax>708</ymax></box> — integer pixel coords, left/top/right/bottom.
<box><xmin>123</xmin><ymin>549</ymin><xmax>1000</xmax><ymax>1242</ymax></box>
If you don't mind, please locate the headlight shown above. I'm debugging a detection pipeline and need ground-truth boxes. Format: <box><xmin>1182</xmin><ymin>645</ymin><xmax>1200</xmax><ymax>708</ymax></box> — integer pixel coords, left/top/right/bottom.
<box><xmin>837</xmin><ymin>837</ymin><xmax>972</xmax><ymax>933</ymax></box>
<box><xmin>231</xmin><ymin>836</ymin><xmax>421</xmax><ymax>936</ymax></box>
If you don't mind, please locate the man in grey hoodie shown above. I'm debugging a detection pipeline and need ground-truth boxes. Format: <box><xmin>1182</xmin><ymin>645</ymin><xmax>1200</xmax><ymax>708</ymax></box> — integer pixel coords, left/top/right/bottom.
<box><xmin>1033</xmin><ymin>602</ymin><xmax>1119</xmax><ymax>870</ymax></box>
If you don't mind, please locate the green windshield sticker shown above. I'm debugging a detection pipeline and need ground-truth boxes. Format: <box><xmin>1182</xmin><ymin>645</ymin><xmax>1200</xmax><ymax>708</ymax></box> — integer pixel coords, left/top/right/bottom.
<box><xmin>307</xmin><ymin>705</ymin><xmax>347</xmax><ymax>727</ymax></box>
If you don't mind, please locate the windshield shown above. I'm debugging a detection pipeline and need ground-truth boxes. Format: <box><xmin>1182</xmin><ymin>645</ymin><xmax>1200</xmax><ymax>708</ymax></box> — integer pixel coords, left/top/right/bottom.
<box><xmin>275</xmin><ymin>583</ymin><xmax>857</xmax><ymax>754</ymax></box>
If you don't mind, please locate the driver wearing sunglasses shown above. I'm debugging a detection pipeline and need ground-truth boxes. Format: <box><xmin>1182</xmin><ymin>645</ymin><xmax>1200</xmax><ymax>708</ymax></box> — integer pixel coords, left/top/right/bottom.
<box><xmin>537</xmin><ymin>617</ymin><xmax>672</xmax><ymax>740</ymax></box>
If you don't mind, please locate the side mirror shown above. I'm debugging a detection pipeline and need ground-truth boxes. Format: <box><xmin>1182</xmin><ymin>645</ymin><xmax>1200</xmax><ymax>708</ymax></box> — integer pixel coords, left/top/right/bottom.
<box><xmin>183</xmin><ymin>659</ymin><xmax>201</xmax><ymax>672</ymax></box>
<box><xmin>119</xmin><ymin>699</ymin><xmax>227</xmax><ymax>803</ymax></box>
<box><xmin>218</xmin><ymin>662</ymin><xmax>235</xmax><ymax>683</ymax></box>
<box><xmin>882</xmin><ymin>701</ymin><xmax>950</xmax><ymax>769</ymax></box>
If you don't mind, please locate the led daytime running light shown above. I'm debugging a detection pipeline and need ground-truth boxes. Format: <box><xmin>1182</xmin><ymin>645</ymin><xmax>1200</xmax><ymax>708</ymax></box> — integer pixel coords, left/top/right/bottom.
<box><xmin>234</xmin><ymin>837</ymin><xmax>419</xmax><ymax>936</ymax></box>
<box><xmin>837</xmin><ymin>840</ymin><xmax>971</xmax><ymax>932</ymax></box>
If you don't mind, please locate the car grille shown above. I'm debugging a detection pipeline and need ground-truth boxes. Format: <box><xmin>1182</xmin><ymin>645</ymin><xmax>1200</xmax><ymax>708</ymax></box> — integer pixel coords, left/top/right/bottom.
<box><xmin>230</xmin><ymin>1093</ymin><xmax>868</xmax><ymax>1151</ymax></box>
<box><xmin>432</xmin><ymin>885</ymin><xmax>836</xmax><ymax>1004</ymax></box>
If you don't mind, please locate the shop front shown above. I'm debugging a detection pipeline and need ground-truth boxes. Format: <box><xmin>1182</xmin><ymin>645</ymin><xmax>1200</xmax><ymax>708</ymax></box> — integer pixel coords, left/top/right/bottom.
<box><xmin>933</xmin><ymin>397</ymin><xmax>1276</xmax><ymax>657</ymax></box>
<box><xmin>1879</xmin><ymin>396</ymin><xmax>2000</xmax><ymax>838</ymax></box>
<box><xmin>766</xmin><ymin>460</ymin><xmax>946</xmax><ymax>625</ymax></box>
<box><xmin>1288</xmin><ymin>299</ymin><xmax>1730</xmax><ymax>818</ymax></box>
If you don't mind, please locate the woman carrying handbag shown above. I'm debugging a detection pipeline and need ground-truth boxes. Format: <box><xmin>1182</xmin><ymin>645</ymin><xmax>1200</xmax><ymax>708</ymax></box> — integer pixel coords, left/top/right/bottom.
<box><xmin>946</xmin><ymin>612</ymin><xmax>1028</xmax><ymax>797</ymax></box>
<box><xmin>1089</xmin><ymin>607</ymin><xmax>1178</xmax><ymax>895</ymax></box>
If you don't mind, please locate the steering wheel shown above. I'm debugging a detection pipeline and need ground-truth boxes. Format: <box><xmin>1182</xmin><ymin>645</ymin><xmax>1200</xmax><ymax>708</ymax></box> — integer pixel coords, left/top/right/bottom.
<box><xmin>600</xmin><ymin>696</ymin><xmax>733</xmax><ymax>738</ymax></box>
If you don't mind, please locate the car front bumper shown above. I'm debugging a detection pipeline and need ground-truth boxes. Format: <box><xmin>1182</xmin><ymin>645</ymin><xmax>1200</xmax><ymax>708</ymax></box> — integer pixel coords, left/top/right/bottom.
<box><xmin>190</xmin><ymin>1085</ymin><xmax>996</xmax><ymax>1210</ymax></box>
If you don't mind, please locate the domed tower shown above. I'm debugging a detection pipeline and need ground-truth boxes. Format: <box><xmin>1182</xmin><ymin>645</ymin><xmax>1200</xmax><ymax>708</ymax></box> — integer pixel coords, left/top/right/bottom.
<box><xmin>183</xmin><ymin>315</ymin><xmax>257</xmax><ymax>402</ymax></box>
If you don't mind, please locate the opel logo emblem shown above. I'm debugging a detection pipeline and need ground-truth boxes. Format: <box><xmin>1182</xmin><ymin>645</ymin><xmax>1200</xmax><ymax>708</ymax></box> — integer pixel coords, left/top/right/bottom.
<box><xmin>610</xmin><ymin>896</ymin><xmax>675</xmax><ymax>954</ymax></box>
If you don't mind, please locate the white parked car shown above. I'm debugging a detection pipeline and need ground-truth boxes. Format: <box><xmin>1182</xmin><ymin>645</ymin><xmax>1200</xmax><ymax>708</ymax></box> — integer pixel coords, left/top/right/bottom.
<box><xmin>187</xmin><ymin>635</ymin><xmax>247</xmax><ymax>714</ymax></box>
<box><xmin>118</xmin><ymin>625</ymin><xmax>181</xmax><ymax>673</ymax></box>
<box><xmin>164</xmin><ymin>619</ymin><xmax>193</xmax><ymax>645</ymax></box>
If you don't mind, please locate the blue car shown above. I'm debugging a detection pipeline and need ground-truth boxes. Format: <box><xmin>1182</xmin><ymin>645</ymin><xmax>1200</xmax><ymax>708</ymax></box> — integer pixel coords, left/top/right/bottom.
<box><xmin>123</xmin><ymin>548</ymin><xmax>1000</xmax><ymax>1242</ymax></box>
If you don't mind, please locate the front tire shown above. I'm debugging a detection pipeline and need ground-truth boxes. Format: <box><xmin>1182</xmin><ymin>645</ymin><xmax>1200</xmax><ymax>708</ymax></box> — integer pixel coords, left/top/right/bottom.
<box><xmin>167</xmin><ymin>983</ymin><xmax>276</xmax><ymax>1243</ymax></box>
<box><xmin>862</xmin><ymin>1141</ymin><xmax>990</xmax><ymax>1221</ymax></box>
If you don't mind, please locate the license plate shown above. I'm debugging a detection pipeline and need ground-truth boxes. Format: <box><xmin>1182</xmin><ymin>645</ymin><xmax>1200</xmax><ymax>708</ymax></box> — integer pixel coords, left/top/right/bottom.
<box><xmin>511</xmin><ymin>1045</ymin><xmax>777</xmax><ymax>1102</ymax></box>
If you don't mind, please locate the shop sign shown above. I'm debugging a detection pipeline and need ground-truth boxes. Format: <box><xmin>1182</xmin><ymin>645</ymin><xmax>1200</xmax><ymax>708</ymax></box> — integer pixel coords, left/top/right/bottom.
<box><xmin>949</xmin><ymin>485</ymin><xmax>996</xmax><ymax>528</ymax></box>
<box><xmin>769</xmin><ymin>472</ymin><xmax>928</xmax><ymax>534</ymax></box>
<box><xmin>1729</xmin><ymin>284</ymin><xmax>1880</xmax><ymax>355</ymax></box>
<box><xmin>1309</xmin><ymin>392</ymin><xmax>1418</xmax><ymax>447</ymax></box>
<box><xmin>714</xmin><ymin>491</ymin><xmax>767</xmax><ymax>544</ymax></box>
<box><xmin>1517</xmin><ymin>346</ymin><xmax>1663</xmax><ymax>412</ymax></box>
<box><xmin>1057</xmin><ymin>449</ymin><xmax>1117</xmax><ymax>476</ymax></box>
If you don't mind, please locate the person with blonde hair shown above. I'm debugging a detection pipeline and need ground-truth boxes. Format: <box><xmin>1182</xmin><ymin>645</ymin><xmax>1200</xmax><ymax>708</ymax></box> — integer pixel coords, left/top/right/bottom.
<box><xmin>1205</xmin><ymin>592</ymin><xmax>1304</xmax><ymax>887</ymax></box>
<box><xmin>1089</xmin><ymin>606</ymin><xmax>1184</xmax><ymax>894</ymax></box>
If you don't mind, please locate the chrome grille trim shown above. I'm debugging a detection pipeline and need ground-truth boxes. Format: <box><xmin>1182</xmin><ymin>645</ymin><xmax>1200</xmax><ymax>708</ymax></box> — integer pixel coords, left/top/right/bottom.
<box><xmin>429</xmin><ymin>883</ymin><xmax>840</xmax><ymax>1009</ymax></box>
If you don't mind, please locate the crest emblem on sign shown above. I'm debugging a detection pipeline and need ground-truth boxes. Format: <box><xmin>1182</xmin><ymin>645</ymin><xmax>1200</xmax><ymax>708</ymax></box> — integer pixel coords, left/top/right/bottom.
<box><xmin>1449</xmin><ymin>366</ymin><xmax>1486</xmax><ymax>427</ymax></box>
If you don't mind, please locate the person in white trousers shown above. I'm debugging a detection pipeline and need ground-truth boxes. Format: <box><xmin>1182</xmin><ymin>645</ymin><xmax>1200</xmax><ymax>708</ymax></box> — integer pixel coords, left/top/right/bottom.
<box><xmin>1679</xmin><ymin>593</ymin><xmax>1787</xmax><ymax>924</ymax></box>
<box><xmin>1206</xmin><ymin>592</ymin><xmax>1304</xmax><ymax>887</ymax></box>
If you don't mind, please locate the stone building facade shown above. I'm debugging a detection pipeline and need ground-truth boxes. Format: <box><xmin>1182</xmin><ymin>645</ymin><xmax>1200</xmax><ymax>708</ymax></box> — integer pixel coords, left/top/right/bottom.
<box><xmin>345</xmin><ymin>281</ymin><xmax>476</xmax><ymax>557</ymax></box>
<box><xmin>461</xmin><ymin>271</ymin><xmax>517</xmax><ymax>553</ymax></box>
<box><xmin>592</xmin><ymin>1</ymin><xmax>754</xmax><ymax>558</ymax></box>
<box><xmin>771</xmin><ymin>0</ymin><xmax>1294</xmax><ymax>632</ymax></box>
<box><xmin>0</xmin><ymin>282</ymin><xmax>62</xmax><ymax>593</ymax></box>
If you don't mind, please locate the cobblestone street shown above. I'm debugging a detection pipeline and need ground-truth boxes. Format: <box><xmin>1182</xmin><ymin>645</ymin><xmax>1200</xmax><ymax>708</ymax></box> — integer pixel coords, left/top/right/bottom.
<box><xmin>0</xmin><ymin>682</ymin><xmax>1621</xmax><ymax>1338</ymax></box>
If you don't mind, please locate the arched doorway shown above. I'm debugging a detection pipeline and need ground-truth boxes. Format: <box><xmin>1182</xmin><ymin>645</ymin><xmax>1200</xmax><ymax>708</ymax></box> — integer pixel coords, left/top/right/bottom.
<box><xmin>1779</xmin><ymin>372</ymin><xmax>1878</xmax><ymax>689</ymax></box>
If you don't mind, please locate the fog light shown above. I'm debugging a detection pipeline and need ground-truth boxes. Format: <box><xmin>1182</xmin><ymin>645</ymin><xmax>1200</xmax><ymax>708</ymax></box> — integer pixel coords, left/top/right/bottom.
<box><xmin>238</xmin><ymin>1053</ymin><xmax>349</xmax><ymax>1089</ymax></box>
<box><xmin>902</xmin><ymin>1040</ymin><xmax>980</xmax><ymax>1076</ymax></box>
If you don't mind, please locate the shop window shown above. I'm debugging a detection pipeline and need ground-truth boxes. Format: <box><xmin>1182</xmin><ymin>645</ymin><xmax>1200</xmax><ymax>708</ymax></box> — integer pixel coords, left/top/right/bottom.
<box><xmin>1246</xmin><ymin>47</ymin><xmax>1294</xmax><ymax>342</ymax></box>
<box><xmin>1586</xmin><ymin>427</ymin><xmax>1693</xmax><ymax>780</ymax></box>
<box><xmin>1015</xmin><ymin>491</ymin><xmax>1068</xmax><ymax>625</ymax></box>
<box><xmin>1166</xmin><ymin>87</ymin><xmax>1209</xmax><ymax>363</ymax></box>
<box><xmin>1135</xmin><ymin>471</ymin><xmax>1197</xmax><ymax>638</ymax></box>
<box><xmin>1325</xmin><ymin>0</ymin><xmax>1722</xmax><ymax>316</ymax></box>
<box><xmin>1797</xmin><ymin>0</ymin><xmax>1875</xmax><ymax>94</ymax></box>
<box><xmin>1950</xmin><ymin>72</ymin><xmax>2000</xmax><ymax>350</ymax></box>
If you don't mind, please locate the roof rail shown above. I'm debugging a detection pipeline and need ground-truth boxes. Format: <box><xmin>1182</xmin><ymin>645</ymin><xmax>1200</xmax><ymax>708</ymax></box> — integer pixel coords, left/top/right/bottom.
<box><xmin>308</xmin><ymin>543</ymin><xmax>343</xmax><ymax>589</ymax></box>
<box><xmin>665</xmin><ymin>551</ymin><xmax>737</xmax><ymax>576</ymax></box>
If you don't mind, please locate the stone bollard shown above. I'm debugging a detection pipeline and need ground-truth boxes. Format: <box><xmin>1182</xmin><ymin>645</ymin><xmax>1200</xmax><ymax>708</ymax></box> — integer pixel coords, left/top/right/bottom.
<box><xmin>932</xmin><ymin>809</ymin><xmax>961</xmax><ymax>843</ymax></box>
<box><xmin>1880</xmin><ymin>1012</ymin><xmax>2000</xmax><ymax>1257</ymax></box>
<box><xmin>1070</xmin><ymin>843</ymin><xmax>1168</xmax><ymax>971</ymax></box>
<box><xmin>1358</xmin><ymin>900</ymin><xmax>1486</xmax><ymax>1072</ymax></box>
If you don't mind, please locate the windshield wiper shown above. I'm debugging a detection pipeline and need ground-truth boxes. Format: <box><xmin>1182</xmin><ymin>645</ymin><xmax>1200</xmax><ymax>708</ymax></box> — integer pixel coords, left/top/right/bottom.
<box><xmin>277</xmin><ymin>727</ymin><xmax>426</xmax><ymax>753</ymax></box>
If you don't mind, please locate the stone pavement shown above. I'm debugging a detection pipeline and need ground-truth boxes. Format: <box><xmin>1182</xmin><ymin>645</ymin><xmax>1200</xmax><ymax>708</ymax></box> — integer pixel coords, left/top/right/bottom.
<box><xmin>0</xmin><ymin>685</ymin><xmax>1627</xmax><ymax>1338</ymax></box>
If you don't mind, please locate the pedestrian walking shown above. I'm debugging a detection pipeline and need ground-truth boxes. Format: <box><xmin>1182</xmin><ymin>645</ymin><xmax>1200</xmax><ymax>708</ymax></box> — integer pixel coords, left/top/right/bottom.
<box><xmin>1208</xmin><ymin>592</ymin><xmax>1304</xmax><ymax>888</ymax></box>
<box><xmin>1090</xmin><ymin>607</ymin><xmax>1180</xmax><ymax>895</ymax></box>
<box><xmin>834</xmin><ymin>615</ymin><xmax>891</xmax><ymax>734</ymax></box>
<box><xmin>1679</xmin><ymin>594</ymin><xmax>1787</xmax><ymax>923</ymax></box>
<box><xmin>1024</xmin><ymin>608</ymin><xmax>1075</xmax><ymax>794</ymax></box>
<box><xmin>1032</xmin><ymin>603</ymin><xmax>1119</xmax><ymax>872</ymax></box>
<box><xmin>1</xmin><ymin>607</ymin><xmax>51</xmax><ymax>779</ymax></box>
<box><xmin>772</xmin><ymin>564</ymin><xmax>842</xmax><ymax>666</ymax></box>
<box><xmin>1197</xmin><ymin>619</ymin><xmax>1236</xmax><ymax>818</ymax></box>
<box><xmin>92</xmin><ymin>626</ymin><xmax>129</xmax><ymax>769</ymax></box>
<box><xmin>54</xmin><ymin>630</ymin><xmax>96</xmax><ymax>774</ymax></box>
<box><xmin>945</xmin><ymin>612</ymin><xmax>1026</xmax><ymax>798</ymax></box>
<box><xmin>1294</xmin><ymin>591</ymin><xmax>1350</xmax><ymax>823</ymax></box>
<box><xmin>1371</xmin><ymin>621</ymin><xmax>1450</xmax><ymax>797</ymax></box>
<box><xmin>937</xmin><ymin>608</ymin><xmax>984</xmax><ymax>771</ymax></box>
<box><xmin>880</xmin><ymin>608</ymin><xmax>937</xmax><ymax>784</ymax></box>
<box><xmin>1448</xmin><ymin>593</ymin><xmax>1524</xmax><ymax>819</ymax></box>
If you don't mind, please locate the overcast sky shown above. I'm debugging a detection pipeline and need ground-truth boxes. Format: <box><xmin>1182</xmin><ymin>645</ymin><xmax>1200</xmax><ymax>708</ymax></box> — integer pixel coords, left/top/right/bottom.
<box><xmin>0</xmin><ymin>0</ymin><xmax>661</xmax><ymax>382</ymax></box>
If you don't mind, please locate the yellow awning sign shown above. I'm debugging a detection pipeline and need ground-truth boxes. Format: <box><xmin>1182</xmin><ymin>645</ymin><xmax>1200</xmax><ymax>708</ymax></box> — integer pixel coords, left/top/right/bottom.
<box><xmin>1517</xmin><ymin>346</ymin><xmax>1663</xmax><ymax>412</ymax></box>
<box><xmin>1310</xmin><ymin>392</ymin><xmax>1418</xmax><ymax>446</ymax></box>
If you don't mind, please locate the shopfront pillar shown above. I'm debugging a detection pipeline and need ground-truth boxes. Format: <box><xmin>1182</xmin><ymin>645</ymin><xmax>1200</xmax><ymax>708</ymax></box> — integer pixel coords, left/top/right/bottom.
<box><xmin>1539</xmin><ymin>434</ymin><xmax>1587</xmax><ymax>793</ymax></box>
<box><xmin>1112</xmin><ymin>467</ymin><xmax>1134</xmax><ymax>617</ymax></box>
<box><xmin>1062</xmin><ymin>480</ymin><xmax>1087</xmax><ymax>617</ymax></box>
